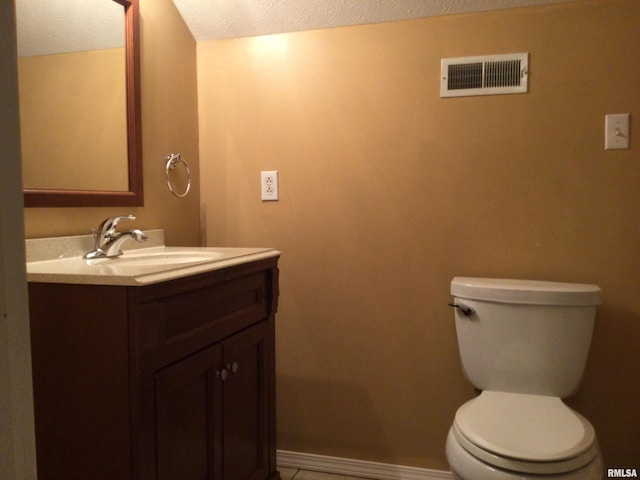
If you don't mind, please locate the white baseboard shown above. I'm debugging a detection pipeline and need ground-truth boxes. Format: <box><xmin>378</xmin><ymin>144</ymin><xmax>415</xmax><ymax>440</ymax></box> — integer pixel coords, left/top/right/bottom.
<box><xmin>277</xmin><ymin>450</ymin><xmax>454</xmax><ymax>480</ymax></box>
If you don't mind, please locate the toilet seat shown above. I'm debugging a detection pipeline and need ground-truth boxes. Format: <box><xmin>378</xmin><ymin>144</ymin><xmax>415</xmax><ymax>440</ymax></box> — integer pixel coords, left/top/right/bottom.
<box><xmin>453</xmin><ymin>391</ymin><xmax>598</xmax><ymax>475</ymax></box>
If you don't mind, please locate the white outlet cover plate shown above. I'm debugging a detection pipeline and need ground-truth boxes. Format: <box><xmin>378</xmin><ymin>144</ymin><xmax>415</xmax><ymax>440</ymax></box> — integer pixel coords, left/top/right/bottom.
<box><xmin>261</xmin><ymin>170</ymin><xmax>279</xmax><ymax>201</ymax></box>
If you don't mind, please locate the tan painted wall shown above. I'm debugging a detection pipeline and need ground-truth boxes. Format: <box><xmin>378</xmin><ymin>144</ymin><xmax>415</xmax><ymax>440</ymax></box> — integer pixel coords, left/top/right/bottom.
<box><xmin>23</xmin><ymin>0</ymin><xmax>201</xmax><ymax>247</ymax></box>
<box><xmin>198</xmin><ymin>0</ymin><xmax>640</xmax><ymax>469</ymax></box>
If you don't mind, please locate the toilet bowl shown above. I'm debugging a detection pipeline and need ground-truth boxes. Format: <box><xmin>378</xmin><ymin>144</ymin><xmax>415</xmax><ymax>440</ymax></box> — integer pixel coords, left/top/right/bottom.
<box><xmin>446</xmin><ymin>278</ymin><xmax>603</xmax><ymax>480</ymax></box>
<box><xmin>446</xmin><ymin>391</ymin><xmax>603</xmax><ymax>480</ymax></box>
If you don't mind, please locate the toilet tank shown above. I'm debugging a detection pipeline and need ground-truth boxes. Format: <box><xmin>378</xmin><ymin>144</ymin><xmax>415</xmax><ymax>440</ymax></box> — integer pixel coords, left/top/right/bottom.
<box><xmin>450</xmin><ymin>277</ymin><xmax>601</xmax><ymax>398</ymax></box>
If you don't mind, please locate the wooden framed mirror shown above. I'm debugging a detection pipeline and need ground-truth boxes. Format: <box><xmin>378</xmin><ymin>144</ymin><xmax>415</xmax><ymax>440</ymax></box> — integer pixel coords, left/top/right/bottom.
<box><xmin>20</xmin><ymin>0</ymin><xmax>143</xmax><ymax>208</ymax></box>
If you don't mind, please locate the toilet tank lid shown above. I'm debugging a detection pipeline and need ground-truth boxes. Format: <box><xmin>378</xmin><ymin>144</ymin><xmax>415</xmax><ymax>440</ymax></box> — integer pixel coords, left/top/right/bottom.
<box><xmin>451</xmin><ymin>277</ymin><xmax>602</xmax><ymax>306</ymax></box>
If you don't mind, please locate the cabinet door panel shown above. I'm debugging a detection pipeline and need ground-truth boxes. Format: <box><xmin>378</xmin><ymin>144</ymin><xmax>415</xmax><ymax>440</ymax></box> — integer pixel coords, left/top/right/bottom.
<box><xmin>223</xmin><ymin>322</ymin><xmax>270</xmax><ymax>480</ymax></box>
<box><xmin>155</xmin><ymin>344</ymin><xmax>223</xmax><ymax>480</ymax></box>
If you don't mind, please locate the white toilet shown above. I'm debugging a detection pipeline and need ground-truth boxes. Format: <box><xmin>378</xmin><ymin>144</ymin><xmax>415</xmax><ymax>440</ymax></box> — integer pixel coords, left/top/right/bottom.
<box><xmin>446</xmin><ymin>277</ymin><xmax>603</xmax><ymax>480</ymax></box>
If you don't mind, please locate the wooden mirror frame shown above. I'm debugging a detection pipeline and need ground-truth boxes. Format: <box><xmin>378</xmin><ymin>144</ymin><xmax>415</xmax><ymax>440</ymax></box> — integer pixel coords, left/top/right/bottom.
<box><xmin>23</xmin><ymin>0</ymin><xmax>143</xmax><ymax>208</ymax></box>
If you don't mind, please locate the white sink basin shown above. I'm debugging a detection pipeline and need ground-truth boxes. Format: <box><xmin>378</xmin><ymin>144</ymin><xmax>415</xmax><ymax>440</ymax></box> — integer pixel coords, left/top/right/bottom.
<box><xmin>26</xmin><ymin>243</ymin><xmax>280</xmax><ymax>286</ymax></box>
<box><xmin>88</xmin><ymin>250</ymin><xmax>225</xmax><ymax>271</ymax></box>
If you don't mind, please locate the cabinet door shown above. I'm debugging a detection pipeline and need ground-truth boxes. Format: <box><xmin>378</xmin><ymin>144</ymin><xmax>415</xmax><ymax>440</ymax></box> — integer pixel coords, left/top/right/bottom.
<box><xmin>222</xmin><ymin>322</ymin><xmax>270</xmax><ymax>480</ymax></box>
<box><xmin>154</xmin><ymin>344</ymin><xmax>223</xmax><ymax>480</ymax></box>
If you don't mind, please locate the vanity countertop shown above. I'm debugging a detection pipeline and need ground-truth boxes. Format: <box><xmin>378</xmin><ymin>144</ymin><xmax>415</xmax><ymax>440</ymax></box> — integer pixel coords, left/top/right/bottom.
<box><xmin>26</xmin><ymin>230</ymin><xmax>280</xmax><ymax>286</ymax></box>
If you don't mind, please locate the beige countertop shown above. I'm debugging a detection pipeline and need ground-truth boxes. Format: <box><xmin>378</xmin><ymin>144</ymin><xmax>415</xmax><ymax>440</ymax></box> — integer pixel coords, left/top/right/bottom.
<box><xmin>26</xmin><ymin>230</ymin><xmax>280</xmax><ymax>286</ymax></box>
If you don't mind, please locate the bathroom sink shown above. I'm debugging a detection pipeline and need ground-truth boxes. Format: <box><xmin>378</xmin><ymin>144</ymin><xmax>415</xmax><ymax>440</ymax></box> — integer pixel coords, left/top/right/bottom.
<box><xmin>88</xmin><ymin>250</ymin><xmax>225</xmax><ymax>271</ymax></box>
<box><xmin>26</xmin><ymin>236</ymin><xmax>280</xmax><ymax>286</ymax></box>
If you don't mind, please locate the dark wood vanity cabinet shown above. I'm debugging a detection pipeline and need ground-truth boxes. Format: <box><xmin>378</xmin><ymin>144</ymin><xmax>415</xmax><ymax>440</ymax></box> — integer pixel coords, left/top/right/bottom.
<box><xmin>28</xmin><ymin>257</ymin><xmax>280</xmax><ymax>480</ymax></box>
<box><xmin>153</xmin><ymin>322</ymin><xmax>269</xmax><ymax>480</ymax></box>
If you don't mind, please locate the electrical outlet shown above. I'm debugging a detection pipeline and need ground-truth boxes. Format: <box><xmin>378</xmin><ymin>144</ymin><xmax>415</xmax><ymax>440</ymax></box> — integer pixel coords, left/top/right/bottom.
<box><xmin>261</xmin><ymin>171</ymin><xmax>279</xmax><ymax>201</ymax></box>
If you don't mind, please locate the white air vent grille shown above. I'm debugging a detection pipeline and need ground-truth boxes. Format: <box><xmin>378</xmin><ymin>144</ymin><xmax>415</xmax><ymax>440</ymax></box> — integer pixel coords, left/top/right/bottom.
<box><xmin>441</xmin><ymin>53</ymin><xmax>528</xmax><ymax>98</ymax></box>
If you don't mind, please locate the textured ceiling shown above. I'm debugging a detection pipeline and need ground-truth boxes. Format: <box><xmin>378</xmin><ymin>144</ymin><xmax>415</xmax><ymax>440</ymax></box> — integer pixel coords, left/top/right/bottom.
<box><xmin>16</xmin><ymin>0</ymin><xmax>576</xmax><ymax>57</ymax></box>
<box><xmin>172</xmin><ymin>0</ymin><xmax>576</xmax><ymax>41</ymax></box>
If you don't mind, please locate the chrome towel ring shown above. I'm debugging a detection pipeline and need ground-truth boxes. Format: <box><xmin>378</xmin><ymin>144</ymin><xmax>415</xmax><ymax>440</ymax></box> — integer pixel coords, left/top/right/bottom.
<box><xmin>165</xmin><ymin>153</ymin><xmax>191</xmax><ymax>198</ymax></box>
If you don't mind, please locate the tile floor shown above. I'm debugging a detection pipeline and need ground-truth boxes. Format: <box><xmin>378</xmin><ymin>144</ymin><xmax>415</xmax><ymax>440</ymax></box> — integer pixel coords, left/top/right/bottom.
<box><xmin>280</xmin><ymin>467</ymin><xmax>371</xmax><ymax>480</ymax></box>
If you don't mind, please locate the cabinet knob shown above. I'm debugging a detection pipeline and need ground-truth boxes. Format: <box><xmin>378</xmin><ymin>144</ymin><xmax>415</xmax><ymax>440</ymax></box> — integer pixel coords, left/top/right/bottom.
<box><xmin>217</xmin><ymin>368</ymin><xmax>228</xmax><ymax>381</ymax></box>
<box><xmin>229</xmin><ymin>362</ymin><xmax>239</xmax><ymax>374</ymax></box>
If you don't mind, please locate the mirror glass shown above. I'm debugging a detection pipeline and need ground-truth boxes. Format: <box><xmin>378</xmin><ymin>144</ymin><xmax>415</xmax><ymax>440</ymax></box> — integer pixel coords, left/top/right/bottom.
<box><xmin>17</xmin><ymin>0</ymin><xmax>143</xmax><ymax>207</ymax></box>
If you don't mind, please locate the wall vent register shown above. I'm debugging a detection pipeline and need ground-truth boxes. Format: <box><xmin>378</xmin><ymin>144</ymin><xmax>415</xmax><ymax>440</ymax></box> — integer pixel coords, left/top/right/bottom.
<box><xmin>441</xmin><ymin>53</ymin><xmax>529</xmax><ymax>98</ymax></box>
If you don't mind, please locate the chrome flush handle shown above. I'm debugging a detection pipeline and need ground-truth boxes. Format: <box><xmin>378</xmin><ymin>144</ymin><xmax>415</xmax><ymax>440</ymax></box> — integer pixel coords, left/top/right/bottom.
<box><xmin>448</xmin><ymin>303</ymin><xmax>474</xmax><ymax>316</ymax></box>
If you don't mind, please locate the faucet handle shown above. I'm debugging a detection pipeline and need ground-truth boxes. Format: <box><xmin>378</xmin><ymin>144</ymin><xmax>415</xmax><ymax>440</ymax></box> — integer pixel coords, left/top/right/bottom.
<box><xmin>98</xmin><ymin>214</ymin><xmax>136</xmax><ymax>238</ymax></box>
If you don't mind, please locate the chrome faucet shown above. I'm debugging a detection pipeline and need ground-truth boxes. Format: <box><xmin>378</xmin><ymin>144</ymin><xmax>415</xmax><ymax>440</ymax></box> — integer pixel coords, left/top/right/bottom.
<box><xmin>84</xmin><ymin>215</ymin><xmax>148</xmax><ymax>259</ymax></box>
